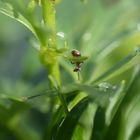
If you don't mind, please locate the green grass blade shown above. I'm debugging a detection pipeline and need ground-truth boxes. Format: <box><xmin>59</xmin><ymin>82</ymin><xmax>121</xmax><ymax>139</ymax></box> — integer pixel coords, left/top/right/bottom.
<box><xmin>92</xmin><ymin>47</ymin><xmax>140</xmax><ymax>84</ymax></box>
<box><xmin>76</xmin><ymin>83</ymin><xmax>118</xmax><ymax>108</ymax></box>
<box><xmin>105</xmin><ymin>65</ymin><xmax>140</xmax><ymax>140</ymax></box>
<box><xmin>90</xmin><ymin>107</ymin><xmax>105</xmax><ymax>140</ymax></box>
<box><xmin>55</xmin><ymin>97</ymin><xmax>89</xmax><ymax>140</ymax></box>
<box><xmin>105</xmin><ymin>80</ymin><xmax>126</xmax><ymax>126</ymax></box>
<box><xmin>0</xmin><ymin>7</ymin><xmax>37</xmax><ymax>37</ymax></box>
<box><xmin>64</xmin><ymin>56</ymin><xmax>88</xmax><ymax>63</ymax></box>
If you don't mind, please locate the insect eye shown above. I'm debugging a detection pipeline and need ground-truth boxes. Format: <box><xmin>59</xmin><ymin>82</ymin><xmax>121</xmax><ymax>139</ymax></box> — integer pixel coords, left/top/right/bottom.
<box><xmin>71</xmin><ymin>49</ymin><xmax>81</xmax><ymax>57</ymax></box>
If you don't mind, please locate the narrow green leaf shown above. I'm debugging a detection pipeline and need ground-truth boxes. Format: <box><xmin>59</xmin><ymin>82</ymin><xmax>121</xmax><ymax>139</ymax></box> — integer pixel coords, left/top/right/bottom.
<box><xmin>44</xmin><ymin>106</ymin><xmax>65</xmax><ymax>140</ymax></box>
<box><xmin>60</xmin><ymin>82</ymin><xmax>119</xmax><ymax>108</ymax></box>
<box><xmin>71</xmin><ymin>123</ymin><xmax>84</xmax><ymax>140</ymax></box>
<box><xmin>55</xmin><ymin>97</ymin><xmax>89</xmax><ymax>140</ymax></box>
<box><xmin>105</xmin><ymin>80</ymin><xmax>126</xmax><ymax>126</ymax></box>
<box><xmin>65</xmin><ymin>56</ymin><xmax>88</xmax><ymax>63</ymax></box>
<box><xmin>119</xmin><ymin>95</ymin><xmax>140</xmax><ymax>140</ymax></box>
<box><xmin>117</xmin><ymin>65</ymin><xmax>140</xmax><ymax>140</ymax></box>
<box><xmin>92</xmin><ymin>47</ymin><xmax>140</xmax><ymax>84</ymax></box>
<box><xmin>0</xmin><ymin>7</ymin><xmax>37</xmax><ymax>36</ymax></box>
<box><xmin>0</xmin><ymin>1</ymin><xmax>50</xmax><ymax>46</ymax></box>
<box><xmin>90</xmin><ymin>107</ymin><xmax>106</xmax><ymax>140</ymax></box>
<box><xmin>105</xmin><ymin>65</ymin><xmax>140</xmax><ymax>140</ymax></box>
<box><xmin>76</xmin><ymin>83</ymin><xmax>118</xmax><ymax>108</ymax></box>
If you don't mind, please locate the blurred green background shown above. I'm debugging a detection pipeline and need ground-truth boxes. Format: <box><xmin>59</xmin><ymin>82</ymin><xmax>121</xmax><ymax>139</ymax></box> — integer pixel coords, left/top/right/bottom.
<box><xmin>0</xmin><ymin>0</ymin><xmax>140</xmax><ymax>140</ymax></box>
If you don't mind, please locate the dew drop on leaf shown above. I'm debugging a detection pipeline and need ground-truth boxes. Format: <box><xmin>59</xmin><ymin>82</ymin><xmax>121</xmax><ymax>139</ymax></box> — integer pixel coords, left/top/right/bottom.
<box><xmin>98</xmin><ymin>82</ymin><xmax>115</xmax><ymax>92</ymax></box>
<box><xmin>57</xmin><ymin>32</ymin><xmax>65</xmax><ymax>39</ymax></box>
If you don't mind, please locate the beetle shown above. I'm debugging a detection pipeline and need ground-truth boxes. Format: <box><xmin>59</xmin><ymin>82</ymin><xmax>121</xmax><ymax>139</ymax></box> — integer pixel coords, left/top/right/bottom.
<box><xmin>70</xmin><ymin>49</ymin><xmax>85</xmax><ymax>80</ymax></box>
<box><xmin>63</xmin><ymin>49</ymin><xmax>88</xmax><ymax>80</ymax></box>
<box><xmin>71</xmin><ymin>50</ymin><xmax>83</xmax><ymax>72</ymax></box>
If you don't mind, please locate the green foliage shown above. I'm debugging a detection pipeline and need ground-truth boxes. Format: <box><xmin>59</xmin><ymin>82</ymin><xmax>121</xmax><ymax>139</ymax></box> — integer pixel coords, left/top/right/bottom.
<box><xmin>0</xmin><ymin>0</ymin><xmax>140</xmax><ymax>140</ymax></box>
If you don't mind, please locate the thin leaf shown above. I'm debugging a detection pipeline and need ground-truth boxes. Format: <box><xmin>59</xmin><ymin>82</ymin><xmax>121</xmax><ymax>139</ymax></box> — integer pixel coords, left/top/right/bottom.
<box><xmin>55</xmin><ymin>97</ymin><xmax>89</xmax><ymax>140</ymax></box>
<box><xmin>64</xmin><ymin>56</ymin><xmax>88</xmax><ymax>63</ymax></box>
<box><xmin>44</xmin><ymin>106</ymin><xmax>65</xmax><ymax>140</ymax></box>
<box><xmin>0</xmin><ymin>3</ymin><xmax>37</xmax><ymax>36</ymax></box>
<box><xmin>76</xmin><ymin>83</ymin><xmax>118</xmax><ymax>108</ymax></box>
<box><xmin>92</xmin><ymin>47</ymin><xmax>140</xmax><ymax>84</ymax></box>
<box><xmin>117</xmin><ymin>65</ymin><xmax>140</xmax><ymax>140</ymax></box>
<box><xmin>105</xmin><ymin>65</ymin><xmax>140</xmax><ymax>140</ymax></box>
<box><xmin>90</xmin><ymin>107</ymin><xmax>106</xmax><ymax>140</ymax></box>
<box><xmin>105</xmin><ymin>80</ymin><xmax>126</xmax><ymax>126</ymax></box>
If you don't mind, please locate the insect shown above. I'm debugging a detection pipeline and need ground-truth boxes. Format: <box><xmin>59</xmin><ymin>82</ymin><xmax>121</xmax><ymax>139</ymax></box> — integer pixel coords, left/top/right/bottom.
<box><xmin>71</xmin><ymin>49</ymin><xmax>82</xmax><ymax>72</ymax></box>
<box><xmin>70</xmin><ymin>49</ymin><xmax>87</xmax><ymax>80</ymax></box>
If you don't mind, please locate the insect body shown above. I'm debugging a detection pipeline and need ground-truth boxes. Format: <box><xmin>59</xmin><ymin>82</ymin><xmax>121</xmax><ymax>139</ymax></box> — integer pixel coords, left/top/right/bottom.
<box><xmin>71</xmin><ymin>50</ymin><xmax>83</xmax><ymax>80</ymax></box>
<box><xmin>71</xmin><ymin>50</ymin><xmax>83</xmax><ymax>72</ymax></box>
<box><xmin>64</xmin><ymin>49</ymin><xmax>88</xmax><ymax>80</ymax></box>
<box><xmin>71</xmin><ymin>49</ymin><xmax>81</xmax><ymax>57</ymax></box>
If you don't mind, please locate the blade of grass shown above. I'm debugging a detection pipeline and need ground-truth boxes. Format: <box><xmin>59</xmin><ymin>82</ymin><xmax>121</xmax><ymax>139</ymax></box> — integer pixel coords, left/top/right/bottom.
<box><xmin>105</xmin><ymin>65</ymin><xmax>140</xmax><ymax>140</ymax></box>
<box><xmin>0</xmin><ymin>7</ymin><xmax>37</xmax><ymax>37</ymax></box>
<box><xmin>105</xmin><ymin>80</ymin><xmax>126</xmax><ymax>126</ymax></box>
<box><xmin>91</xmin><ymin>47</ymin><xmax>140</xmax><ymax>84</ymax></box>
<box><xmin>55</xmin><ymin>97</ymin><xmax>89</xmax><ymax>140</ymax></box>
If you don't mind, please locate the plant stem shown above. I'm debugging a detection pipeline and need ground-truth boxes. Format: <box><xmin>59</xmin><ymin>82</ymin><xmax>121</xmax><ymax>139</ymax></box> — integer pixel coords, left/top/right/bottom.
<box><xmin>41</xmin><ymin>0</ymin><xmax>56</xmax><ymax>48</ymax></box>
<box><xmin>41</xmin><ymin>0</ymin><xmax>60</xmax><ymax>86</ymax></box>
<box><xmin>41</xmin><ymin>0</ymin><xmax>68</xmax><ymax>114</ymax></box>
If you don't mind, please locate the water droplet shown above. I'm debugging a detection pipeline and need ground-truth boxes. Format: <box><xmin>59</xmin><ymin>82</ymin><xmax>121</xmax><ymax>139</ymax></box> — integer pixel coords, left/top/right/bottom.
<box><xmin>98</xmin><ymin>82</ymin><xmax>113</xmax><ymax>92</ymax></box>
<box><xmin>112</xmin><ymin>85</ymin><xmax>117</xmax><ymax>90</ymax></box>
<box><xmin>57</xmin><ymin>32</ymin><xmax>65</xmax><ymax>39</ymax></box>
